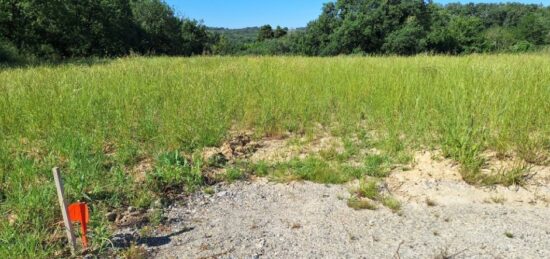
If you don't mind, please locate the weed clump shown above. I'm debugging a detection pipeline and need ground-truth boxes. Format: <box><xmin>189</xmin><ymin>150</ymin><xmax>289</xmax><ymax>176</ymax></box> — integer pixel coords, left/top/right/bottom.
<box><xmin>347</xmin><ymin>197</ymin><xmax>377</xmax><ymax>210</ymax></box>
<box><xmin>364</xmin><ymin>154</ymin><xmax>392</xmax><ymax>177</ymax></box>
<box><xmin>147</xmin><ymin>151</ymin><xmax>203</xmax><ymax>194</ymax></box>
<box><xmin>348</xmin><ymin>179</ymin><xmax>401</xmax><ymax>212</ymax></box>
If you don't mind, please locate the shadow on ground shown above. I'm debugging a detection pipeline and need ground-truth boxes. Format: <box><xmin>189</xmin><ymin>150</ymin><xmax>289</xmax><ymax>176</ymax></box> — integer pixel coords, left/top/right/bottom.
<box><xmin>111</xmin><ymin>227</ymin><xmax>194</xmax><ymax>248</ymax></box>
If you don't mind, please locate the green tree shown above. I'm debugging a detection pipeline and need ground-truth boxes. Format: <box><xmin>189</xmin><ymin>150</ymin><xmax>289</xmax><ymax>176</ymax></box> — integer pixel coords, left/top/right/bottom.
<box><xmin>300</xmin><ymin>2</ymin><xmax>340</xmax><ymax>55</ymax></box>
<box><xmin>484</xmin><ymin>26</ymin><xmax>516</xmax><ymax>51</ymax></box>
<box><xmin>425</xmin><ymin>7</ymin><xmax>460</xmax><ymax>54</ymax></box>
<box><xmin>449</xmin><ymin>15</ymin><xmax>487</xmax><ymax>53</ymax></box>
<box><xmin>0</xmin><ymin>0</ymin><xmax>138</xmax><ymax>59</ymax></box>
<box><xmin>131</xmin><ymin>0</ymin><xmax>182</xmax><ymax>54</ymax></box>
<box><xmin>273</xmin><ymin>26</ymin><xmax>288</xmax><ymax>38</ymax></box>
<box><xmin>382</xmin><ymin>19</ymin><xmax>427</xmax><ymax>55</ymax></box>
<box><xmin>257</xmin><ymin>24</ymin><xmax>274</xmax><ymax>41</ymax></box>
<box><xmin>181</xmin><ymin>19</ymin><xmax>210</xmax><ymax>55</ymax></box>
<box><xmin>516</xmin><ymin>13</ymin><xmax>547</xmax><ymax>45</ymax></box>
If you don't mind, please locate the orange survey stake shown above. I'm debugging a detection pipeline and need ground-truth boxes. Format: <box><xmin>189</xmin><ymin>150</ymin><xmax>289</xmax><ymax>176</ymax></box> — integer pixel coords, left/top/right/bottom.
<box><xmin>68</xmin><ymin>202</ymin><xmax>89</xmax><ymax>248</ymax></box>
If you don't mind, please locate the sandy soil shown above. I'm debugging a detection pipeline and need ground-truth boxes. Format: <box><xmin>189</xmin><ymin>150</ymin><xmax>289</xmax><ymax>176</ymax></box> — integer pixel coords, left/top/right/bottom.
<box><xmin>114</xmin><ymin>135</ymin><xmax>550</xmax><ymax>258</ymax></box>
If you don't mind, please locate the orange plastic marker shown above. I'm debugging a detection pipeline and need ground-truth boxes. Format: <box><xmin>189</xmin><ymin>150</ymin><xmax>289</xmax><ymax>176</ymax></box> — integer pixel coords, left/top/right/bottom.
<box><xmin>68</xmin><ymin>202</ymin><xmax>90</xmax><ymax>248</ymax></box>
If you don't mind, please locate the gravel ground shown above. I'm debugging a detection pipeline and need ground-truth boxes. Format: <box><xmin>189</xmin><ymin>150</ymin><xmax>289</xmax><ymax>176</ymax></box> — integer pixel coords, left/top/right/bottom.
<box><xmin>141</xmin><ymin>178</ymin><xmax>550</xmax><ymax>259</ymax></box>
<box><xmin>114</xmin><ymin>137</ymin><xmax>550</xmax><ymax>259</ymax></box>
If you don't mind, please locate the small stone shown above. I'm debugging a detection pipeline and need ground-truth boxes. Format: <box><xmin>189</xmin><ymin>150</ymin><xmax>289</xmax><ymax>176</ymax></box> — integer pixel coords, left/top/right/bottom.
<box><xmin>217</xmin><ymin>191</ymin><xmax>228</xmax><ymax>197</ymax></box>
<box><xmin>128</xmin><ymin>206</ymin><xmax>137</xmax><ymax>213</ymax></box>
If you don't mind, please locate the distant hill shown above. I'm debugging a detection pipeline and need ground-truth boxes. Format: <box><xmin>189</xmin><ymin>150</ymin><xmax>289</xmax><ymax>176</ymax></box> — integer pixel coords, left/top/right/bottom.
<box><xmin>208</xmin><ymin>27</ymin><xmax>261</xmax><ymax>44</ymax></box>
<box><xmin>208</xmin><ymin>27</ymin><xmax>306</xmax><ymax>44</ymax></box>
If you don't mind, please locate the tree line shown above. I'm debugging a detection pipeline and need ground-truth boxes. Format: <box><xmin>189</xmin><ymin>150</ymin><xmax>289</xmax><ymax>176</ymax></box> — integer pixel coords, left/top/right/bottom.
<box><xmin>297</xmin><ymin>0</ymin><xmax>550</xmax><ymax>55</ymax></box>
<box><xmin>243</xmin><ymin>1</ymin><xmax>550</xmax><ymax>56</ymax></box>
<box><xmin>2</xmin><ymin>0</ymin><xmax>550</xmax><ymax>63</ymax></box>
<box><xmin>0</xmin><ymin>0</ymin><xmax>214</xmax><ymax>63</ymax></box>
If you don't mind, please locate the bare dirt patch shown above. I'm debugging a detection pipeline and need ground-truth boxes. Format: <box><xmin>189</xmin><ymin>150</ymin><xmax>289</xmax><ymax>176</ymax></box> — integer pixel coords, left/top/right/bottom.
<box><xmin>387</xmin><ymin>151</ymin><xmax>550</xmax><ymax>207</ymax></box>
<box><xmin>249</xmin><ymin>132</ymin><xmax>344</xmax><ymax>163</ymax></box>
<box><xmin>114</xmin><ymin>133</ymin><xmax>550</xmax><ymax>258</ymax></box>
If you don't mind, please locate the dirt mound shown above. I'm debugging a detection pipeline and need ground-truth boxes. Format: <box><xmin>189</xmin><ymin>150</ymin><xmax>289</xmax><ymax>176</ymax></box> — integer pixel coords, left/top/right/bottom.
<box><xmin>387</xmin><ymin>151</ymin><xmax>550</xmax><ymax>207</ymax></box>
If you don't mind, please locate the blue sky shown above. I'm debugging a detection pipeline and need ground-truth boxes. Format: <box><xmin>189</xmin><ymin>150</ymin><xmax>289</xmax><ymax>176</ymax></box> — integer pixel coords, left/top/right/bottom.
<box><xmin>165</xmin><ymin>0</ymin><xmax>549</xmax><ymax>29</ymax></box>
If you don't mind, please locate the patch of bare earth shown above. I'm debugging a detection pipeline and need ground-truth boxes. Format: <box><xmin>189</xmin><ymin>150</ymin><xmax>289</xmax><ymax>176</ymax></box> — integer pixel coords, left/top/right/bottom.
<box><xmin>117</xmin><ymin>133</ymin><xmax>550</xmax><ymax>258</ymax></box>
<box><xmin>249</xmin><ymin>132</ymin><xmax>344</xmax><ymax>163</ymax></box>
<box><xmin>387</xmin><ymin>151</ymin><xmax>550</xmax><ymax>207</ymax></box>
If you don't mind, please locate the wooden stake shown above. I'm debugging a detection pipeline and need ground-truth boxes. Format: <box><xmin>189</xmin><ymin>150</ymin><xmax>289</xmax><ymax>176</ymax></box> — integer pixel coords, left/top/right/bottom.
<box><xmin>53</xmin><ymin>167</ymin><xmax>77</xmax><ymax>255</ymax></box>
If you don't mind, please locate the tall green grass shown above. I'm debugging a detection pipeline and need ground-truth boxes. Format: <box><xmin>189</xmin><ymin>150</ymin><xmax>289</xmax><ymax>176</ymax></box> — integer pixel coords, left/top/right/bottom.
<box><xmin>1</xmin><ymin>55</ymin><xmax>549</xmax><ymax>257</ymax></box>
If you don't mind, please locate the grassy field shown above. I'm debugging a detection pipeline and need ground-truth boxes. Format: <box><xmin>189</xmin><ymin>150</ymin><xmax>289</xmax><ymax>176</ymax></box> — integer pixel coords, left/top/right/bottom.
<box><xmin>1</xmin><ymin>55</ymin><xmax>549</xmax><ymax>257</ymax></box>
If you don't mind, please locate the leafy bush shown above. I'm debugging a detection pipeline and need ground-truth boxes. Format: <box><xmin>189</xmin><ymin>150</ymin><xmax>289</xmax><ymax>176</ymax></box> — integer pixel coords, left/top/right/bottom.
<box><xmin>510</xmin><ymin>41</ymin><xmax>535</xmax><ymax>53</ymax></box>
<box><xmin>0</xmin><ymin>40</ymin><xmax>22</xmax><ymax>64</ymax></box>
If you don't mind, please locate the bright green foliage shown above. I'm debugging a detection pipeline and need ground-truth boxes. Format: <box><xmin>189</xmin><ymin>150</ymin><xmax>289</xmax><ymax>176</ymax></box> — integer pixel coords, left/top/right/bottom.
<box><xmin>275</xmin><ymin>157</ymin><xmax>351</xmax><ymax>184</ymax></box>
<box><xmin>364</xmin><ymin>155</ymin><xmax>391</xmax><ymax>178</ymax></box>
<box><xmin>148</xmin><ymin>151</ymin><xmax>203</xmax><ymax>193</ymax></box>
<box><xmin>381</xmin><ymin>197</ymin><xmax>401</xmax><ymax>212</ymax></box>
<box><xmin>224</xmin><ymin>168</ymin><xmax>244</xmax><ymax>183</ymax></box>
<box><xmin>355</xmin><ymin>180</ymin><xmax>379</xmax><ymax>200</ymax></box>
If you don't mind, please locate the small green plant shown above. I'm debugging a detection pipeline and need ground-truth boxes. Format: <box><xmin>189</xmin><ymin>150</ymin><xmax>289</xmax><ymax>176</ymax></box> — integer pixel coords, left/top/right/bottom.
<box><xmin>350</xmin><ymin>179</ymin><xmax>401</xmax><ymax>212</ymax></box>
<box><xmin>149</xmin><ymin>209</ymin><xmax>164</xmax><ymax>226</ymax></box>
<box><xmin>364</xmin><ymin>154</ymin><xmax>391</xmax><ymax>177</ymax></box>
<box><xmin>381</xmin><ymin>196</ymin><xmax>401</xmax><ymax>212</ymax></box>
<box><xmin>354</xmin><ymin>180</ymin><xmax>379</xmax><ymax>200</ymax></box>
<box><xmin>121</xmin><ymin>243</ymin><xmax>148</xmax><ymax>259</ymax></box>
<box><xmin>250</xmin><ymin>161</ymin><xmax>270</xmax><ymax>177</ymax></box>
<box><xmin>147</xmin><ymin>151</ymin><xmax>203</xmax><ymax>193</ymax></box>
<box><xmin>504</xmin><ymin>231</ymin><xmax>514</xmax><ymax>238</ymax></box>
<box><xmin>347</xmin><ymin>197</ymin><xmax>377</xmax><ymax>210</ymax></box>
<box><xmin>338</xmin><ymin>138</ymin><xmax>360</xmax><ymax>161</ymax></box>
<box><xmin>441</xmin><ymin>122</ymin><xmax>486</xmax><ymax>184</ymax></box>
<box><xmin>273</xmin><ymin>157</ymin><xmax>352</xmax><ymax>184</ymax></box>
<box><xmin>203</xmin><ymin>186</ymin><xmax>215</xmax><ymax>195</ymax></box>
<box><xmin>225</xmin><ymin>167</ymin><xmax>244</xmax><ymax>182</ymax></box>
<box><xmin>480</xmin><ymin>164</ymin><xmax>530</xmax><ymax>187</ymax></box>
<box><xmin>319</xmin><ymin>148</ymin><xmax>340</xmax><ymax>161</ymax></box>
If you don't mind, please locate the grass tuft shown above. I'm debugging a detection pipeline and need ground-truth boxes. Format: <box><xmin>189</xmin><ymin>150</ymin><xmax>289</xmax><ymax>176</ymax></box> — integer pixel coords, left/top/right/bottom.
<box><xmin>347</xmin><ymin>197</ymin><xmax>377</xmax><ymax>210</ymax></box>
